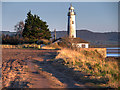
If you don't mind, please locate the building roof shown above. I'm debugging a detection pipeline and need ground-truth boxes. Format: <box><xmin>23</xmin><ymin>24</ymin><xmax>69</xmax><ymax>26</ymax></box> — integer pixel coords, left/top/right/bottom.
<box><xmin>69</xmin><ymin>37</ymin><xmax>89</xmax><ymax>43</ymax></box>
<box><xmin>53</xmin><ymin>37</ymin><xmax>89</xmax><ymax>44</ymax></box>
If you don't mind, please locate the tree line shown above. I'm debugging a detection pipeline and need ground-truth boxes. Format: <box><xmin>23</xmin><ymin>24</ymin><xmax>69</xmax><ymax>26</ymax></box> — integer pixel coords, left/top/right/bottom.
<box><xmin>2</xmin><ymin>11</ymin><xmax>51</xmax><ymax>45</ymax></box>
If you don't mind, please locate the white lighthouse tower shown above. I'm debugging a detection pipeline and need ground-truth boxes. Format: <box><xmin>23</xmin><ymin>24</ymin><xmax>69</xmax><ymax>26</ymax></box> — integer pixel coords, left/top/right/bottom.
<box><xmin>67</xmin><ymin>4</ymin><xmax>76</xmax><ymax>38</ymax></box>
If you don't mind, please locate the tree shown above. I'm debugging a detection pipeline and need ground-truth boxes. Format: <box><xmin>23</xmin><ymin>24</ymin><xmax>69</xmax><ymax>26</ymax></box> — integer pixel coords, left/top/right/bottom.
<box><xmin>22</xmin><ymin>11</ymin><xmax>51</xmax><ymax>42</ymax></box>
<box><xmin>14</xmin><ymin>21</ymin><xmax>24</xmax><ymax>37</ymax></box>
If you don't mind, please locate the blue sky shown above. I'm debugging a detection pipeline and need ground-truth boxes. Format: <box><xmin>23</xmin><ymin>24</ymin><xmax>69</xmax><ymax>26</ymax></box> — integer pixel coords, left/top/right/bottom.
<box><xmin>2</xmin><ymin>2</ymin><xmax>118</xmax><ymax>32</ymax></box>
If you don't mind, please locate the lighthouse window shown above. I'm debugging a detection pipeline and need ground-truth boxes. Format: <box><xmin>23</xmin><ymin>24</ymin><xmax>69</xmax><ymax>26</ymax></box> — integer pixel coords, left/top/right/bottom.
<box><xmin>72</xmin><ymin>21</ymin><xmax>74</xmax><ymax>24</ymax></box>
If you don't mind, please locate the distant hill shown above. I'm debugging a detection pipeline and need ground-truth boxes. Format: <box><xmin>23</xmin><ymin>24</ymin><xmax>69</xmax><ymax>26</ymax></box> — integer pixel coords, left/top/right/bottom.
<box><xmin>1</xmin><ymin>30</ymin><xmax>119</xmax><ymax>46</ymax></box>
<box><xmin>51</xmin><ymin>30</ymin><xmax>119</xmax><ymax>46</ymax></box>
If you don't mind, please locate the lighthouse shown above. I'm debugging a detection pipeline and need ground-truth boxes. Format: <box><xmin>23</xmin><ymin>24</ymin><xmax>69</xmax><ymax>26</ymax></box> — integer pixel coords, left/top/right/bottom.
<box><xmin>67</xmin><ymin>4</ymin><xmax>76</xmax><ymax>38</ymax></box>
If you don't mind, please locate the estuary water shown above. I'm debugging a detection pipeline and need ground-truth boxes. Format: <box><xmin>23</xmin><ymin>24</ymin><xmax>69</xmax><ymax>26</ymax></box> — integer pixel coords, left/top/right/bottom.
<box><xmin>107</xmin><ymin>47</ymin><xmax>120</xmax><ymax>57</ymax></box>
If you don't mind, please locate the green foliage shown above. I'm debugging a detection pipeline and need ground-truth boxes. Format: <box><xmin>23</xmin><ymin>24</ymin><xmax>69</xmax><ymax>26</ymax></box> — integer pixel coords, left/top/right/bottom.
<box><xmin>75</xmin><ymin>61</ymin><xmax>83</xmax><ymax>67</ymax></box>
<box><xmin>83</xmin><ymin>50</ymin><xmax>89</xmax><ymax>55</ymax></box>
<box><xmin>22</xmin><ymin>11</ymin><xmax>51</xmax><ymax>42</ymax></box>
<box><xmin>86</xmin><ymin>63</ymin><xmax>93</xmax><ymax>69</ymax></box>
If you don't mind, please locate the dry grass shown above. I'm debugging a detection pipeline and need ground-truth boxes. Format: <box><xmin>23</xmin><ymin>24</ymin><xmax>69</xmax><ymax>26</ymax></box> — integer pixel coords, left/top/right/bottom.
<box><xmin>2</xmin><ymin>44</ymin><xmax>41</xmax><ymax>49</ymax></box>
<box><xmin>54</xmin><ymin>48</ymin><xmax>119</xmax><ymax>88</ymax></box>
<box><xmin>41</xmin><ymin>46</ymin><xmax>56</xmax><ymax>49</ymax></box>
<box><xmin>42</xmin><ymin>42</ymin><xmax>61</xmax><ymax>50</ymax></box>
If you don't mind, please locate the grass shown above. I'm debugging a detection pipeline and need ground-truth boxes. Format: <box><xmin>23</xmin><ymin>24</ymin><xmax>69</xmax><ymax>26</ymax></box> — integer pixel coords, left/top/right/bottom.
<box><xmin>42</xmin><ymin>42</ymin><xmax>61</xmax><ymax>50</ymax></box>
<box><xmin>54</xmin><ymin>48</ymin><xmax>119</xmax><ymax>88</ymax></box>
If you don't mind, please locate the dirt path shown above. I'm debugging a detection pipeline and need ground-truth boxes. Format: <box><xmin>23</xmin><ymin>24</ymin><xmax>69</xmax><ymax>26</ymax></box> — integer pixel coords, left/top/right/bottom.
<box><xmin>26</xmin><ymin>58</ymin><xmax>51</xmax><ymax>88</ymax></box>
<box><xmin>2</xmin><ymin>48</ymin><xmax>86</xmax><ymax>88</ymax></box>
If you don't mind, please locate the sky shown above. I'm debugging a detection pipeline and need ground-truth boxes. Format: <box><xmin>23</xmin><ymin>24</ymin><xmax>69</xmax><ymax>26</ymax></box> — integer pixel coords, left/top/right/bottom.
<box><xmin>2</xmin><ymin>2</ymin><xmax>118</xmax><ymax>32</ymax></box>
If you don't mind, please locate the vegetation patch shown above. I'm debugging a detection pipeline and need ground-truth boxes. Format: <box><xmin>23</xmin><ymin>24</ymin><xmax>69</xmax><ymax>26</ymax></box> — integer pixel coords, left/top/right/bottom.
<box><xmin>54</xmin><ymin>48</ymin><xmax>119</xmax><ymax>88</ymax></box>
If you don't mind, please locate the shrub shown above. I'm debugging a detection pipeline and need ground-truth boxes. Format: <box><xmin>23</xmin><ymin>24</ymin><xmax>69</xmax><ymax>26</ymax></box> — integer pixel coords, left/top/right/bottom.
<box><xmin>48</xmin><ymin>42</ymin><xmax>61</xmax><ymax>49</ymax></box>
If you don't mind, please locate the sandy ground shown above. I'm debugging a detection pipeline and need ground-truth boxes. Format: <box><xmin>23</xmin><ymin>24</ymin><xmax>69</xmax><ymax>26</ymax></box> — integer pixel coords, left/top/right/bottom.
<box><xmin>2</xmin><ymin>48</ymin><xmax>86</xmax><ymax>88</ymax></box>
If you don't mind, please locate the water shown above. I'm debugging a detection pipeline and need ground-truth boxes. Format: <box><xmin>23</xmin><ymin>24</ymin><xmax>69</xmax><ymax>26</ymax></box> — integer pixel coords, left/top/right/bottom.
<box><xmin>107</xmin><ymin>47</ymin><xmax>120</xmax><ymax>57</ymax></box>
<box><xmin>107</xmin><ymin>47</ymin><xmax>120</xmax><ymax>49</ymax></box>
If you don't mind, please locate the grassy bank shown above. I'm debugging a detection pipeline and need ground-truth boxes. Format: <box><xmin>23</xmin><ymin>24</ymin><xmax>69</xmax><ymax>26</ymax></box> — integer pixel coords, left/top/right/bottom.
<box><xmin>52</xmin><ymin>48</ymin><xmax>119</xmax><ymax>88</ymax></box>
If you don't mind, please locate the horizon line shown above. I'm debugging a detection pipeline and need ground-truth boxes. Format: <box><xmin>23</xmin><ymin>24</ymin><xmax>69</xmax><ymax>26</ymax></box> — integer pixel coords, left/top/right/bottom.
<box><xmin>1</xmin><ymin>30</ymin><xmax>119</xmax><ymax>33</ymax></box>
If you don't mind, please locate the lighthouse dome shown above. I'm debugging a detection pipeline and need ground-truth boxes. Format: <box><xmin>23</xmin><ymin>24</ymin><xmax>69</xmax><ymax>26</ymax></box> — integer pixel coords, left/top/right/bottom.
<box><xmin>69</xmin><ymin>4</ymin><xmax>74</xmax><ymax>10</ymax></box>
<box><xmin>69</xmin><ymin>6</ymin><xmax>74</xmax><ymax>10</ymax></box>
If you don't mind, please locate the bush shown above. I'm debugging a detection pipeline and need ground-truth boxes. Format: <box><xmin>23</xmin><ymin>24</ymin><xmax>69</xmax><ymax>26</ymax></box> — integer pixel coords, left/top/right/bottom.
<box><xmin>2</xmin><ymin>34</ymin><xmax>24</xmax><ymax>45</ymax></box>
<box><xmin>58</xmin><ymin>37</ymin><xmax>78</xmax><ymax>50</ymax></box>
<box><xmin>37</xmin><ymin>39</ymin><xmax>51</xmax><ymax>45</ymax></box>
<box><xmin>48</xmin><ymin>42</ymin><xmax>61</xmax><ymax>49</ymax></box>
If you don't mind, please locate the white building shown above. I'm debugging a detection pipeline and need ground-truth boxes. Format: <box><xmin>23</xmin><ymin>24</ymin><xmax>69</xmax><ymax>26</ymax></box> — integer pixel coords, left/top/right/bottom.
<box><xmin>70</xmin><ymin>38</ymin><xmax>89</xmax><ymax>48</ymax></box>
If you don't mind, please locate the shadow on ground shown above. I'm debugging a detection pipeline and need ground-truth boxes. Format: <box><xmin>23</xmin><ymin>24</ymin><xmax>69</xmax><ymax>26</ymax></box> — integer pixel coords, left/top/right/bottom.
<box><xmin>32</xmin><ymin>50</ymin><xmax>109</xmax><ymax>88</ymax></box>
<box><xmin>2</xmin><ymin>49</ymin><xmax>111</xmax><ymax>88</ymax></box>
<box><xmin>8</xmin><ymin>81</ymin><xmax>30</xmax><ymax>88</ymax></box>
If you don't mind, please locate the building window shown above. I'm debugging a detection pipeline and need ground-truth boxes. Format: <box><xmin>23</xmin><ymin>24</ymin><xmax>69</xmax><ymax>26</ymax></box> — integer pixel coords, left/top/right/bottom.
<box><xmin>72</xmin><ymin>21</ymin><xmax>74</xmax><ymax>24</ymax></box>
<box><xmin>82</xmin><ymin>44</ymin><xmax>85</xmax><ymax>48</ymax></box>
